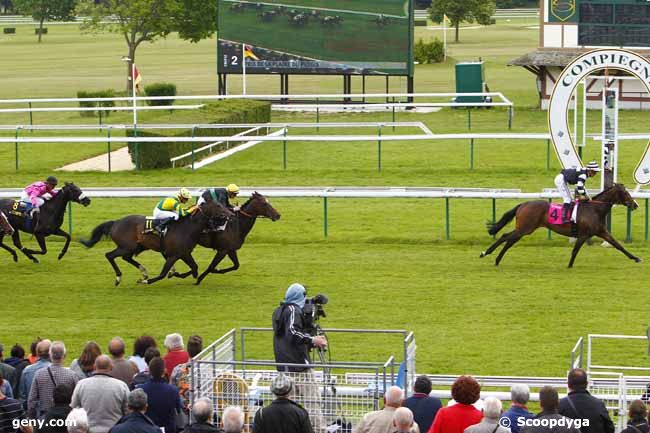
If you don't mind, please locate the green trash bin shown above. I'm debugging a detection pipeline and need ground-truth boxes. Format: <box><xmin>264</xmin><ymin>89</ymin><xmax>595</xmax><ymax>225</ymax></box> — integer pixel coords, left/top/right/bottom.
<box><xmin>455</xmin><ymin>61</ymin><xmax>486</xmax><ymax>103</ymax></box>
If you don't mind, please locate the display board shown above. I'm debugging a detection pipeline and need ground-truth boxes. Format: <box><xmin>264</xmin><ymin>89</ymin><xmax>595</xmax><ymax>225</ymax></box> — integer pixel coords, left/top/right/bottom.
<box><xmin>217</xmin><ymin>0</ymin><xmax>413</xmax><ymax>76</ymax></box>
<box><xmin>578</xmin><ymin>0</ymin><xmax>650</xmax><ymax>46</ymax></box>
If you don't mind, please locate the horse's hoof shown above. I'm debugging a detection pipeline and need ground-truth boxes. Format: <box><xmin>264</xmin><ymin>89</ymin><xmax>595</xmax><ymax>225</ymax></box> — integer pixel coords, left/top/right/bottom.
<box><xmin>32</xmin><ymin>258</ymin><xmax>40</xmax><ymax>264</ymax></box>
<box><xmin>58</xmin><ymin>254</ymin><xmax>65</xmax><ymax>260</ymax></box>
<box><xmin>479</xmin><ymin>251</ymin><xmax>486</xmax><ymax>258</ymax></box>
<box><xmin>115</xmin><ymin>276</ymin><xmax>121</xmax><ymax>286</ymax></box>
<box><xmin>12</xmin><ymin>255</ymin><xmax>17</xmax><ymax>262</ymax></box>
<box><xmin>138</xmin><ymin>279</ymin><xmax>149</xmax><ymax>285</ymax></box>
<box><xmin>635</xmin><ymin>257</ymin><xmax>642</xmax><ymax>263</ymax></box>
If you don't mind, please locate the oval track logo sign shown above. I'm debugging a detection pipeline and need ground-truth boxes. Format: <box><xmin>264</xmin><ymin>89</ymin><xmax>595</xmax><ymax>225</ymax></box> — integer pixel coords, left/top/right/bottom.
<box><xmin>549</xmin><ymin>48</ymin><xmax>650</xmax><ymax>185</ymax></box>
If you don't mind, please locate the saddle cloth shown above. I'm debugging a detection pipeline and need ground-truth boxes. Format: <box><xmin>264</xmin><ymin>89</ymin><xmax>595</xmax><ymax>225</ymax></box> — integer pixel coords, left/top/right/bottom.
<box><xmin>8</xmin><ymin>201</ymin><xmax>32</xmax><ymax>217</ymax></box>
<box><xmin>143</xmin><ymin>217</ymin><xmax>161</xmax><ymax>235</ymax></box>
<box><xmin>547</xmin><ymin>202</ymin><xmax>578</xmax><ymax>225</ymax></box>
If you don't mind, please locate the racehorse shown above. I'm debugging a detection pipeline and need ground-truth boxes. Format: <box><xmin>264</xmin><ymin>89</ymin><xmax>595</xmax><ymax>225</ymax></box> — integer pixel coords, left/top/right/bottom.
<box><xmin>0</xmin><ymin>183</ymin><xmax>91</xmax><ymax>263</ymax></box>
<box><xmin>80</xmin><ymin>200</ymin><xmax>232</xmax><ymax>286</ymax></box>
<box><xmin>169</xmin><ymin>192</ymin><xmax>280</xmax><ymax>285</ymax></box>
<box><xmin>480</xmin><ymin>184</ymin><xmax>641</xmax><ymax>267</ymax></box>
<box><xmin>0</xmin><ymin>211</ymin><xmax>14</xmax><ymax>236</ymax></box>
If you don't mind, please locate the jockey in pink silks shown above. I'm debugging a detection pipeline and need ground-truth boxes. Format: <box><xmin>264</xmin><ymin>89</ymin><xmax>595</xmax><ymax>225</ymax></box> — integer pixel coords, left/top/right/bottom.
<box><xmin>20</xmin><ymin>176</ymin><xmax>58</xmax><ymax>216</ymax></box>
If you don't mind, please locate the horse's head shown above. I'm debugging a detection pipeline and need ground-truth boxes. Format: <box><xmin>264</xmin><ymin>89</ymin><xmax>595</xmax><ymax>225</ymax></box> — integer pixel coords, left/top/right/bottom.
<box><xmin>610</xmin><ymin>184</ymin><xmax>638</xmax><ymax>210</ymax></box>
<box><xmin>199</xmin><ymin>199</ymin><xmax>234</xmax><ymax>220</ymax></box>
<box><xmin>63</xmin><ymin>182</ymin><xmax>91</xmax><ymax>207</ymax></box>
<box><xmin>242</xmin><ymin>192</ymin><xmax>281</xmax><ymax>221</ymax></box>
<box><xmin>0</xmin><ymin>211</ymin><xmax>14</xmax><ymax>236</ymax></box>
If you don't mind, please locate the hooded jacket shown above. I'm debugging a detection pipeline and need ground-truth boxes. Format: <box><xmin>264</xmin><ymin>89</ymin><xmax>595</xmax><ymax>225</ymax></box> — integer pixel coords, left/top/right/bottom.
<box><xmin>272</xmin><ymin>284</ymin><xmax>314</xmax><ymax>372</ymax></box>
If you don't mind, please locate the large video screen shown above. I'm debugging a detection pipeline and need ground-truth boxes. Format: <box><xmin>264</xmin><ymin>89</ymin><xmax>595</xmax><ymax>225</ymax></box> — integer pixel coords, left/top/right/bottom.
<box><xmin>217</xmin><ymin>0</ymin><xmax>413</xmax><ymax>76</ymax></box>
<box><xmin>578</xmin><ymin>0</ymin><xmax>650</xmax><ymax>46</ymax></box>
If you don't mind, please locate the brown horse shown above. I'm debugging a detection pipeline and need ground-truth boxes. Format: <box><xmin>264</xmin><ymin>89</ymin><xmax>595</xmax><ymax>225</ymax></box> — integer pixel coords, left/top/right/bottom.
<box><xmin>80</xmin><ymin>200</ymin><xmax>233</xmax><ymax>286</ymax></box>
<box><xmin>169</xmin><ymin>192</ymin><xmax>281</xmax><ymax>285</ymax></box>
<box><xmin>480</xmin><ymin>184</ymin><xmax>641</xmax><ymax>267</ymax></box>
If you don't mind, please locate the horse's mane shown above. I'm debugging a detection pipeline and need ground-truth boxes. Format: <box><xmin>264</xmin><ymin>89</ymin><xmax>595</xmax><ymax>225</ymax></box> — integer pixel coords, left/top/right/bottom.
<box><xmin>592</xmin><ymin>183</ymin><xmax>624</xmax><ymax>201</ymax></box>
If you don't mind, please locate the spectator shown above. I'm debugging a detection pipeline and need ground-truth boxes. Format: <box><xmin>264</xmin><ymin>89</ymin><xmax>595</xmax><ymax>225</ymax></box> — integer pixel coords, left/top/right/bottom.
<box><xmin>558</xmin><ymin>369</ymin><xmax>614</xmax><ymax>433</ymax></box>
<box><xmin>354</xmin><ymin>386</ymin><xmax>417</xmax><ymax>433</ymax></box>
<box><xmin>393</xmin><ymin>408</ymin><xmax>416</xmax><ymax>433</ymax></box>
<box><xmin>130</xmin><ymin>348</ymin><xmax>160</xmax><ymax>391</ymax></box>
<box><xmin>171</xmin><ymin>336</ymin><xmax>203</xmax><ymax>409</ymax></box>
<box><xmin>28</xmin><ymin>342</ymin><xmax>80</xmax><ymax>419</ymax></box>
<box><xmin>4</xmin><ymin>345</ymin><xmax>29</xmax><ymax>396</ymax></box>
<box><xmin>66</xmin><ymin>409</ymin><xmax>89</xmax><ymax>433</ymax></box>
<box><xmin>427</xmin><ymin>376</ymin><xmax>483</xmax><ymax>433</ymax></box>
<box><xmin>621</xmin><ymin>400</ymin><xmax>649</xmax><ymax>433</ymax></box>
<box><xmin>108</xmin><ymin>338</ymin><xmax>139</xmax><ymax>386</ymax></box>
<box><xmin>403</xmin><ymin>376</ymin><xmax>442</xmax><ymax>433</ymax></box>
<box><xmin>28</xmin><ymin>340</ymin><xmax>42</xmax><ymax>365</ymax></box>
<box><xmin>501</xmin><ymin>385</ymin><xmax>534</xmax><ymax>433</ymax></box>
<box><xmin>137</xmin><ymin>357</ymin><xmax>182</xmax><ymax>433</ymax></box>
<box><xmin>0</xmin><ymin>377</ymin><xmax>33</xmax><ymax>433</ymax></box>
<box><xmin>1</xmin><ymin>371</ymin><xmax>13</xmax><ymax>399</ymax></box>
<box><xmin>163</xmin><ymin>334</ymin><xmax>189</xmax><ymax>378</ymax></box>
<box><xmin>0</xmin><ymin>344</ymin><xmax>17</xmax><ymax>397</ymax></box>
<box><xmin>39</xmin><ymin>385</ymin><xmax>73</xmax><ymax>433</ymax></box>
<box><xmin>464</xmin><ymin>397</ymin><xmax>509</xmax><ymax>433</ymax></box>
<box><xmin>521</xmin><ymin>386</ymin><xmax>579</xmax><ymax>433</ymax></box>
<box><xmin>71</xmin><ymin>355</ymin><xmax>129</xmax><ymax>433</ymax></box>
<box><xmin>20</xmin><ymin>340</ymin><xmax>52</xmax><ymax>401</ymax></box>
<box><xmin>129</xmin><ymin>337</ymin><xmax>157</xmax><ymax>374</ymax></box>
<box><xmin>182</xmin><ymin>398</ymin><xmax>219</xmax><ymax>433</ymax></box>
<box><xmin>109</xmin><ymin>389</ymin><xmax>160</xmax><ymax>433</ymax></box>
<box><xmin>70</xmin><ymin>342</ymin><xmax>101</xmax><ymax>379</ymax></box>
<box><xmin>221</xmin><ymin>406</ymin><xmax>244</xmax><ymax>433</ymax></box>
<box><xmin>252</xmin><ymin>374</ymin><xmax>313</xmax><ymax>433</ymax></box>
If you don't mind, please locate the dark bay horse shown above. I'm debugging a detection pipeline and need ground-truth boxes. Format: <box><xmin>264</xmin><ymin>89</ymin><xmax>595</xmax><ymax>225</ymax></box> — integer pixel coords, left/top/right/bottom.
<box><xmin>0</xmin><ymin>183</ymin><xmax>91</xmax><ymax>263</ymax></box>
<box><xmin>480</xmin><ymin>184</ymin><xmax>641</xmax><ymax>267</ymax></box>
<box><xmin>80</xmin><ymin>200</ymin><xmax>232</xmax><ymax>286</ymax></box>
<box><xmin>0</xmin><ymin>211</ymin><xmax>14</xmax><ymax>236</ymax></box>
<box><xmin>169</xmin><ymin>192</ymin><xmax>281</xmax><ymax>285</ymax></box>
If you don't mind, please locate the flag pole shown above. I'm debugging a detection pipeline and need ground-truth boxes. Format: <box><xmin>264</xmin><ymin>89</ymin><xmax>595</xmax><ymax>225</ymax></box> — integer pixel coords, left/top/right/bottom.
<box><xmin>242</xmin><ymin>43</ymin><xmax>247</xmax><ymax>95</ymax></box>
<box><xmin>443</xmin><ymin>15</ymin><xmax>447</xmax><ymax>61</ymax></box>
<box><xmin>132</xmin><ymin>62</ymin><xmax>137</xmax><ymax>127</ymax></box>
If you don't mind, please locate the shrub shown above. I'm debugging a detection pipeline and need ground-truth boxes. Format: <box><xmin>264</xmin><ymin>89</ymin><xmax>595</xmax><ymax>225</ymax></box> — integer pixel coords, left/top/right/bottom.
<box><xmin>144</xmin><ymin>83</ymin><xmax>177</xmax><ymax>106</ymax></box>
<box><xmin>414</xmin><ymin>19</ymin><xmax>428</xmax><ymax>26</ymax></box>
<box><xmin>34</xmin><ymin>28</ymin><xmax>47</xmax><ymax>35</ymax></box>
<box><xmin>76</xmin><ymin>89</ymin><xmax>116</xmax><ymax>117</ymax></box>
<box><xmin>127</xmin><ymin>100</ymin><xmax>271</xmax><ymax>169</ymax></box>
<box><xmin>414</xmin><ymin>38</ymin><xmax>445</xmax><ymax>64</ymax></box>
<box><xmin>3</xmin><ymin>28</ymin><xmax>16</xmax><ymax>34</ymax></box>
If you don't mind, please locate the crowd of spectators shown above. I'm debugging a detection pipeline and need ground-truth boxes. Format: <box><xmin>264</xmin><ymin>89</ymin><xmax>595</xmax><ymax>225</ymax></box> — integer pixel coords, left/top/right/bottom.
<box><xmin>0</xmin><ymin>336</ymin><xmax>642</xmax><ymax>433</ymax></box>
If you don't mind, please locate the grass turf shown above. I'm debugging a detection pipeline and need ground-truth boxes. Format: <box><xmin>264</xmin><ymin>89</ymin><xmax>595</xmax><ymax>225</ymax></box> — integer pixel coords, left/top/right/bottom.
<box><xmin>1</xmin><ymin>19</ymin><xmax>649</xmax><ymax>376</ymax></box>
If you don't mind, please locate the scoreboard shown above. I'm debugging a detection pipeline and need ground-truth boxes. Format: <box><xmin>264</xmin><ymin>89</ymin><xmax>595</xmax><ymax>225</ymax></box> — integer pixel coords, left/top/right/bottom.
<box><xmin>578</xmin><ymin>0</ymin><xmax>650</xmax><ymax>46</ymax></box>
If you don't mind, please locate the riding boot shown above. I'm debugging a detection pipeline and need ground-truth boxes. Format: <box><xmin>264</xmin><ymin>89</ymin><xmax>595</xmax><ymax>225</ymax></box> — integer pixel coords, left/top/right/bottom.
<box><xmin>153</xmin><ymin>218</ymin><xmax>172</xmax><ymax>236</ymax></box>
<box><xmin>562</xmin><ymin>203</ymin><xmax>572</xmax><ymax>224</ymax></box>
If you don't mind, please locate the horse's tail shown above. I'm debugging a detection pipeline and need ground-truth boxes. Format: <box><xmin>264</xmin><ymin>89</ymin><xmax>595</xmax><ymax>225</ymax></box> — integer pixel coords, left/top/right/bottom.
<box><xmin>487</xmin><ymin>204</ymin><xmax>521</xmax><ymax>236</ymax></box>
<box><xmin>80</xmin><ymin>221</ymin><xmax>114</xmax><ymax>248</ymax></box>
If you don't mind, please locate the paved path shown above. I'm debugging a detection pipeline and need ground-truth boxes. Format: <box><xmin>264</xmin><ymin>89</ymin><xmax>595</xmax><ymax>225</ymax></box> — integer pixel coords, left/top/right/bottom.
<box><xmin>57</xmin><ymin>146</ymin><xmax>135</xmax><ymax>172</ymax></box>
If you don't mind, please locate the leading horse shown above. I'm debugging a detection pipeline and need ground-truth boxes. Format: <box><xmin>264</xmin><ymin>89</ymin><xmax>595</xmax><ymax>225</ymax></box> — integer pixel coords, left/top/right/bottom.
<box><xmin>80</xmin><ymin>200</ymin><xmax>233</xmax><ymax>286</ymax></box>
<box><xmin>0</xmin><ymin>183</ymin><xmax>91</xmax><ymax>263</ymax></box>
<box><xmin>480</xmin><ymin>184</ymin><xmax>641</xmax><ymax>267</ymax></box>
<box><xmin>169</xmin><ymin>192</ymin><xmax>281</xmax><ymax>285</ymax></box>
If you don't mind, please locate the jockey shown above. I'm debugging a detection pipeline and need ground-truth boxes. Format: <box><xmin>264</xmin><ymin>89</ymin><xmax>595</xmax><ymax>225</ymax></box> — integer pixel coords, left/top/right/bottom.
<box><xmin>21</xmin><ymin>176</ymin><xmax>58</xmax><ymax>216</ymax></box>
<box><xmin>152</xmin><ymin>188</ymin><xmax>193</xmax><ymax>232</ymax></box>
<box><xmin>554</xmin><ymin>161</ymin><xmax>601</xmax><ymax>224</ymax></box>
<box><xmin>197</xmin><ymin>184</ymin><xmax>239</xmax><ymax>231</ymax></box>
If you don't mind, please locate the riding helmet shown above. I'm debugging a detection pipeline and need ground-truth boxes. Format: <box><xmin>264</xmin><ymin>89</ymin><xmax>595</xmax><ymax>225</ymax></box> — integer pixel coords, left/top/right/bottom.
<box><xmin>227</xmin><ymin>183</ymin><xmax>240</xmax><ymax>194</ymax></box>
<box><xmin>178</xmin><ymin>187</ymin><xmax>192</xmax><ymax>200</ymax></box>
<box><xmin>46</xmin><ymin>176</ymin><xmax>58</xmax><ymax>185</ymax></box>
<box><xmin>586</xmin><ymin>161</ymin><xmax>601</xmax><ymax>172</ymax></box>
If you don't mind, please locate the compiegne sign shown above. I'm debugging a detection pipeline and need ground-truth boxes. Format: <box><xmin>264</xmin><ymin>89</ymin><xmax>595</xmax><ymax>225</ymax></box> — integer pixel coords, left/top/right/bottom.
<box><xmin>549</xmin><ymin>48</ymin><xmax>650</xmax><ymax>185</ymax></box>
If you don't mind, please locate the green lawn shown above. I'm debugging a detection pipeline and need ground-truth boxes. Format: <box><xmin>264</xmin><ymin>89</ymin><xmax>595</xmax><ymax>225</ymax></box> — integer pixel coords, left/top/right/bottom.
<box><xmin>1</xmin><ymin>20</ymin><xmax>649</xmax><ymax>377</ymax></box>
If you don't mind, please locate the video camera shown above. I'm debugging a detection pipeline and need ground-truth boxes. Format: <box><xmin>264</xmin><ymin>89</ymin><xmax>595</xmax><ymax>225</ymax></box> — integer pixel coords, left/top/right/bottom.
<box><xmin>303</xmin><ymin>293</ymin><xmax>328</xmax><ymax>335</ymax></box>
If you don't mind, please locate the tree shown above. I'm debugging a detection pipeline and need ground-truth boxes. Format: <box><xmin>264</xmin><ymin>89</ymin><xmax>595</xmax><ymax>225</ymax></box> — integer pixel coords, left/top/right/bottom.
<box><xmin>429</xmin><ymin>0</ymin><xmax>495</xmax><ymax>42</ymax></box>
<box><xmin>77</xmin><ymin>0</ymin><xmax>217</xmax><ymax>95</ymax></box>
<box><xmin>14</xmin><ymin>0</ymin><xmax>76</xmax><ymax>42</ymax></box>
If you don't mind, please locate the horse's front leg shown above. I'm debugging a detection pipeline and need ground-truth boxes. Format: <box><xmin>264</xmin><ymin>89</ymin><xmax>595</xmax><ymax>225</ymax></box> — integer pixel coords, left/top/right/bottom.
<box><xmin>140</xmin><ymin>256</ymin><xmax>179</xmax><ymax>285</ymax></box>
<box><xmin>598</xmin><ymin>231</ymin><xmax>641</xmax><ymax>263</ymax></box>
<box><xmin>216</xmin><ymin>251</ymin><xmax>240</xmax><ymax>274</ymax></box>
<box><xmin>0</xmin><ymin>234</ymin><xmax>18</xmax><ymax>262</ymax></box>
<box><xmin>195</xmin><ymin>250</ymin><xmax>228</xmax><ymax>285</ymax></box>
<box><xmin>51</xmin><ymin>228</ymin><xmax>72</xmax><ymax>260</ymax></box>
<box><xmin>567</xmin><ymin>236</ymin><xmax>589</xmax><ymax>268</ymax></box>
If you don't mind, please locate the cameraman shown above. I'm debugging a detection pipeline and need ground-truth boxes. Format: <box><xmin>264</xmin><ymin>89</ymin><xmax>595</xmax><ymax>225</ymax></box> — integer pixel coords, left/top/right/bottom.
<box><xmin>272</xmin><ymin>283</ymin><xmax>327</xmax><ymax>433</ymax></box>
<box><xmin>272</xmin><ymin>283</ymin><xmax>327</xmax><ymax>371</ymax></box>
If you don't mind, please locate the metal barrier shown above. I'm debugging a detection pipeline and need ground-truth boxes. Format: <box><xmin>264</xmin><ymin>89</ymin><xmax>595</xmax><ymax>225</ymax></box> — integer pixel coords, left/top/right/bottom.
<box><xmin>587</xmin><ymin>334</ymin><xmax>650</xmax><ymax>373</ymax></box>
<box><xmin>570</xmin><ymin>337</ymin><xmax>584</xmax><ymax>370</ymax></box>
<box><xmin>190</xmin><ymin>328</ymin><xmax>412</xmax><ymax>432</ymax></box>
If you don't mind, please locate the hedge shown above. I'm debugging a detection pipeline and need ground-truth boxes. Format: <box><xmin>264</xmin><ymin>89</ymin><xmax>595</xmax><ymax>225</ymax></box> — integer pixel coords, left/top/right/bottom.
<box><xmin>144</xmin><ymin>83</ymin><xmax>176</xmax><ymax>106</ymax></box>
<box><xmin>3</xmin><ymin>28</ymin><xmax>15</xmax><ymax>34</ymax></box>
<box><xmin>127</xmin><ymin>100</ymin><xmax>271</xmax><ymax>169</ymax></box>
<box><xmin>76</xmin><ymin>89</ymin><xmax>116</xmax><ymax>117</ymax></box>
<box><xmin>414</xmin><ymin>19</ymin><xmax>428</xmax><ymax>26</ymax></box>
